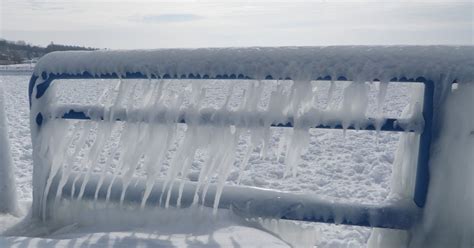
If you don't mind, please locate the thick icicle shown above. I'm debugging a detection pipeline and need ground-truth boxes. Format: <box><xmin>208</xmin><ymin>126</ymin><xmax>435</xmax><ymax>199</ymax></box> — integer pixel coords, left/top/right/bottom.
<box><xmin>105</xmin><ymin>81</ymin><xmax>140</xmax><ymax>204</ymax></box>
<box><xmin>236</xmin><ymin>81</ymin><xmax>265</xmax><ymax>183</ymax></box>
<box><xmin>283</xmin><ymin>80</ymin><xmax>313</xmax><ymax>178</ymax></box>
<box><xmin>77</xmin><ymin>121</ymin><xmax>115</xmax><ymax>201</ymax></box>
<box><xmin>118</xmin><ymin>80</ymin><xmax>171</xmax><ymax>206</ymax></box>
<box><xmin>0</xmin><ymin>86</ymin><xmax>18</xmax><ymax>215</ymax></box>
<box><xmin>197</xmin><ymin>120</ymin><xmax>240</xmax><ymax>210</ymax></box>
<box><xmin>40</xmin><ymin>119</ymin><xmax>72</xmax><ymax>220</ymax></box>
<box><xmin>340</xmin><ymin>81</ymin><xmax>370</xmax><ymax>131</ymax></box>
<box><xmin>212</xmin><ymin>128</ymin><xmax>240</xmax><ymax>214</ymax></box>
<box><xmin>176</xmin><ymin>83</ymin><xmax>237</xmax><ymax>208</ymax></box>
<box><xmin>140</xmin><ymin>82</ymin><xmax>180</xmax><ymax>208</ymax></box>
<box><xmin>162</xmin><ymin>81</ymin><xmax>205</xmax><ymax>208</ymax></box>
<box><xmin>375</xmin><ymin>81</ymin><xmax>388</xmax><ymax>132</ymax></box>
<box><xmin>54</xmin><ymin>121</ymin><xmax>91</xmax><ymax>204</ymax></box>
<box><xmin>326</xmin><ymin>80</ymin><xmax>336</xmax><ymax>110</ymax></box>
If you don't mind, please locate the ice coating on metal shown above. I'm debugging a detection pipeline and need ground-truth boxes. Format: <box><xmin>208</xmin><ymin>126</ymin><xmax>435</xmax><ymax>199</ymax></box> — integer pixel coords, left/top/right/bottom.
<box><xmin>34</xmin><ymin>46</ymin><xmax>474</xmax><ymax>82</ymax></box>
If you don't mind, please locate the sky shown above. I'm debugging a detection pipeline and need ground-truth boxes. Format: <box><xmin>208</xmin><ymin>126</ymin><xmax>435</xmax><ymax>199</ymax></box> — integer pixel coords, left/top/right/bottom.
<box><xmin>1</xmin><ymin>0</ymin><xmax>473</xmax><ymax>49</ymax></box>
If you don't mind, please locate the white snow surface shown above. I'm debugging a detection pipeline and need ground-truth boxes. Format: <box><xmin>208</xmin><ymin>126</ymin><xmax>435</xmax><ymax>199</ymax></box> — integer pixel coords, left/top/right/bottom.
<box><xmin>34</xmin><ymin>46</ymin><xmax>473</xmax><ymax>82</ymax></box>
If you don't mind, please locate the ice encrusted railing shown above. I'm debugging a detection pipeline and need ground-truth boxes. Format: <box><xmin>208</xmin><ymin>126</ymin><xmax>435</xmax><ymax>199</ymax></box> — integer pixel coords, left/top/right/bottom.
<box><xmin>28</xmin><ymin>46</ymin><xmax>473</xmax><ymax>230</ymax></box>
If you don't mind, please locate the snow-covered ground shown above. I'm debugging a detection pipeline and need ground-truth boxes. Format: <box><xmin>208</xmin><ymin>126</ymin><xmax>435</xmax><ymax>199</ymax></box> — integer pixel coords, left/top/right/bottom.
<box><xmin>0</xmin><ymin>73</ymin><xmax>416</xmax><ymax>247</ymax></box>
<box><xmin>0</xmin><ymin>64</ymin><xmax>34</xmax><ymax>75</ymax></box>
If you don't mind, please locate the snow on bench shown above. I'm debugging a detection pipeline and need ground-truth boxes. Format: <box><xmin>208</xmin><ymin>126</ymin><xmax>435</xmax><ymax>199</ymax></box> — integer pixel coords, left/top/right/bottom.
<box><xmin>28</xmin><ymin>46</ymin><xmax>473</xmax><ymax>230</ymax></box>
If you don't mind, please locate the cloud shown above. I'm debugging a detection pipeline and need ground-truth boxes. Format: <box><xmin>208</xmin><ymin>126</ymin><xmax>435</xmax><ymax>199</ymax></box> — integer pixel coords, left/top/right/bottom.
<box><xmin>132</xmin><ymin>14</ymin><xmax>203</xmax><ymax>23</ymax></box>
<box><xmin>3</xmin><ymin>1</ymin><xmax>471</xmax><ymax>48</ymax></box>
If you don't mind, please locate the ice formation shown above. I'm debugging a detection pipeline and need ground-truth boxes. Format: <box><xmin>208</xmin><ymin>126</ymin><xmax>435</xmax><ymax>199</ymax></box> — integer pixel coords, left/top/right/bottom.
<box><xmin>0</xmin><ymin>86</ymin><xmax>19</xmax><ymax>215</ymax></box>
<box><xmin>31</xmin><ymin>76</ymin><xmax>390</xmax><ymax>219</ymax></box>
<box><xmin>33</xmin><ymin>46</ymin><xmax>474</xmax><ymax>83</ymax></box>
<box><xmin>369</xmin><ymin>81</ymin><xmax>474</xmax><ymax>247</ymax></box>
<box><xmin>367</xmin><ymin>84</ymin><xmax>424</xmax><ymax>247</ymax></box>
<box><xmin>252</xmin><ymin>217</ymin><xmax>318</xmax><ymax>247</ymax></box>
<box><xmin>409</xmin><ymin>83</ymin><xmax>474</xmax><ymax>247</ymax></box>
<box><xmin>28</xmin><ymin>46</ymin><xmax>474</xmax><ymax>246</ymax></box>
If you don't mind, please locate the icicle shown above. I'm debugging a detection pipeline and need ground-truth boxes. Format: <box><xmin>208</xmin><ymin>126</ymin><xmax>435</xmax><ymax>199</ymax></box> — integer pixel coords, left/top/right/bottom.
<box><xmin>174</xmin><ymin>128</ymin><xmax>200</xmax><ymax>208</ymax></box>
<box><xmin>69</xmin><ymin>122</ymin><xmax>98</xmax><ymax>201</ymax></box>
<box><xmin>140</xmin><ymin>123</ymin><xmax>177</xmax><ymax>208</ymax></box>
<box><xmin>236</xmin><ymin>139</ymin><xmax>253</xmax><ymax>184</ymax></box>
<box><xmin>118</xmin><ymin>80</ymin><xmax>166</xmax><ymax>206</ymax></box>
<box><xmin>187</xmin><ymin>82</ymin><xmax>242</xmax><ymax>207</ymax></box>
<box><xmin>197</xmin><ymin>126</ymin><xmax>233</xmax><ymax>207</ymax></box>
<box><xmin>243</xmin><ymin>81</ymin><xmax>264</xmax><ymax>111</ymax></box>
<box><xmin>177</xmin><ymin>82</ymin><xmax>236</xmax><ymax>208</ymax></box>
<box><xmin>86</xmin><ymin>79</ymin><xmax>126</xmax><ymax>202</ymax></box>
<box><xmin>162</xmin><ymin>124</ymin><xmax>197</xmax><ymax>208</ymax></box>
<box><xmin>77</xmin><ymin>121</ymin><xmax>114</xmax><ymax>201</ymax></box>
<box><xmin>223</xmin><ymin>83</ymin><xmax>236</xmax><ymax>109</ymax></box>
<box><xmin>160</xmin><ymin>80</ymin><xmax>205</xmax><ymax>208</ymax></box>
<box><xmin>190</xmin><ymin>127</ymin><xmax>215</xmax><ymax>206</ymax></box>
<box><xmin>375</xmin><ymin>81</ymin><xmax>388</xmax><ymax>146</ymax></box>
<box><xmin>276</xmin><ymin>128</ymin><xmax>290</xmax><ymax>163</ymax></box>
<box><xmin>326</xmin><ymin>80</ymin><xmax>335</xmax><ymax>110</ymax></box>
<box><xmin>118</xmin><ymin>124</ymin><xmax>145</xmax><ymax>206</ymax></box>
<box><xmin>94</xmin><ymin>127</ymin><xmax>119</xmax><ymax>202</ymax></box>
<box><xmin>268</xmin><ymin>81</ymin><xmax>293</xmax><ymax>163</ymax></box>
<box><xmin>93</xmin><ymin>79</ymin><xmax>125</xmax><ymax>201</ymax></box>
<box><xmin>311</xmin><ymin>85</ymin><xmax>319</xmax><ymax>109</ymax></box>
<box><xmin>340</xmin><ymin>81</ymin><xmax>370</xmax><ymax>131</ymax></box>
<box><xmin>376</xmin><ymin>81</ymin><xmax>388</xmax><ymax>119</ymax></box>
<box><xmin>140</xmin><ymin>119</ymin><xmax>178</xmax><ymax>208</ymax></box>
<box><xmin>105</xmin><ymin>81</ymin><xmax>139</xmax><ymax>204</ymax></box>
<box><xmin>235</xmin><ymin>81</ymin><xmax>265</xmax><ymax>183</ymax></box>
<box><xmin>212</xmin><ymin>128</ymin><xmax>239</xmax><ymax>214</ymax></box>
<box><xmin>175</xmin><ymin>153</ymin><xmax>197</xmax><ymax>207</ymax></box>
<box><xmin>41</xmin><ymin>119</ymin><xmax>73</xmax><ymax>220</ymax></box>
<box><xmin>261</xmin><ymin>82</ymin><xmax>284</xmax><ymax>159</ymax></box>
<box><xmin>283</xmin><ymin>80</ymin><xmax>313</xmax><ymax>178</ymax></box>
<box><xmin>55</xmin><ymin>122</ymin><xmax>92</xmax><ymax>204</ymax></box>
<box><xmin>284</xmin><ymin>128</ymin><xmax>310</xmax><ymax>178</ymax></box>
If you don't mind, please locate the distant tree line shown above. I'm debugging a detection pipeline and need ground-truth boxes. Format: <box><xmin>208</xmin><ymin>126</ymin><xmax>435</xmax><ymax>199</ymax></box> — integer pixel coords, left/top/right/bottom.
<box><xmin>0</xmin><ymin>39</ymin><xmax>97</xmax><ymax>65</ymax></box>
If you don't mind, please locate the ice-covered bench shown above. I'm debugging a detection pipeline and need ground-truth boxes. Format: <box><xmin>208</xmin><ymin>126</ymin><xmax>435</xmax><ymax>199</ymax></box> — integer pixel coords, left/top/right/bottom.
<box><xmin>28</xmin><ymin>46</ymin><xmax>473</xmax><ymax>229</ymax></box>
